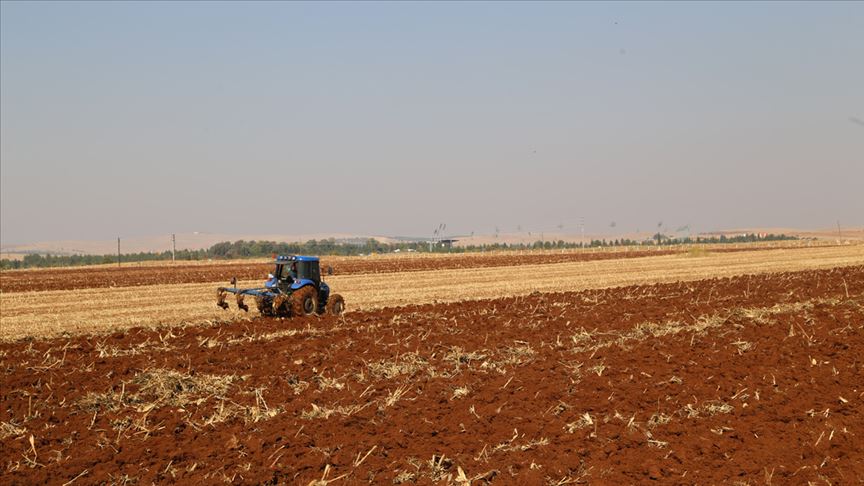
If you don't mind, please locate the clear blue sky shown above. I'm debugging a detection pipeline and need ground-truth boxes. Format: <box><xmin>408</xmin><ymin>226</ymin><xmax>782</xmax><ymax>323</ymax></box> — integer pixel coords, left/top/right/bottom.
<box><xmin>2</xmin><ymin>1</ymin><xmax>862</xmax><ymax>244</ymax></box>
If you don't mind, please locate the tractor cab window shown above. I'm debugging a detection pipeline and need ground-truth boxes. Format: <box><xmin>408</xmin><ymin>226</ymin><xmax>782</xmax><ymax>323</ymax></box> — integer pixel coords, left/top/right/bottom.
<box><xmin>276</xmin><ymin>263</ymin><xmax>297</xmax><ymax>281</ymax></box>
<box><xmin>293</xmin><ymin>261</ymin><xmax>320</xmax><ymax>282</ymax></box>
<box><xmin>275</xmin><ymin>260</ymin><xmax>320</xmax><ymax>283</ymax></box>
<box><xmin>308</xmin><ymin>263</ymin><xmax>320</xmax><ymax>282</ymax></box>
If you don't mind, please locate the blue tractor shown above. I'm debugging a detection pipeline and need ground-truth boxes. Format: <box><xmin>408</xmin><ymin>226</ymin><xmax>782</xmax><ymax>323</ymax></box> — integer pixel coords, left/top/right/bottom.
<box><xmin>216</xmin><ymin>255</ymin><xmax>345</xmax><ymax>317</ymax></box>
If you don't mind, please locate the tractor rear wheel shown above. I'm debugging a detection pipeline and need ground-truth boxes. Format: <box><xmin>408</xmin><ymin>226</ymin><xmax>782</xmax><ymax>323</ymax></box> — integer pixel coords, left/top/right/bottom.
<box><xmin>326</xmin><ymin>294</ymin><xmax>345</xmax><ymax>316</ymax></box>
<box><xmin>291</xmin><ymin>286</ymin><xmax>318</xmax><ymax>316</ymax></box>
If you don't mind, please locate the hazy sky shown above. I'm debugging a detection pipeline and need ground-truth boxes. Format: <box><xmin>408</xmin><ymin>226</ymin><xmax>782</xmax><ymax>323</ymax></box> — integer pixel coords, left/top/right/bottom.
<box><xmin>2</xmin><ymin>1</ymin><xmax>862</xmax><ymax>245</ymax></box>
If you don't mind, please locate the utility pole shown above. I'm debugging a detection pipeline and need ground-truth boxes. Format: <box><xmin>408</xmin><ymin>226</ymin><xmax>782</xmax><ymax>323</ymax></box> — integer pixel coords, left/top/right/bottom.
<box><xmin>171</xmin><ymin>234</ymin><xmax>176</xmax><ymax>263</ymax></box>
<box><xmin>117</xmin><ymin>237</ymin><xmax>121</xmax><ymax>268</ymax></box>
<box><xmin>580</xmin><ymin>216</ymin><xmax>585</xmax><ymax>246</ymax></box>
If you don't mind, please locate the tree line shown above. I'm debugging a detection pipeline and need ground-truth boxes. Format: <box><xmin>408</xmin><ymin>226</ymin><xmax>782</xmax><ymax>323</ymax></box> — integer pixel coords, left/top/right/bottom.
<box><xmin>0</xmin><ymin>233</ymin><xmax>797</xmax><ymax>270</ymax></box>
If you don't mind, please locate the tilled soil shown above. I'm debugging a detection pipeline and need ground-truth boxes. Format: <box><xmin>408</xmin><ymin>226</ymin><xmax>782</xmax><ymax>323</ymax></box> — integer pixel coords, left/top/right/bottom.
<box><xmin>0</xmin><ymin>247</ymin><xmax>791</xmax><ymax>293</ymax></box>
<box><xmin>1</xmin><ymin>266</ymin><xmax>861</xmax><ymax>484</ymax></box>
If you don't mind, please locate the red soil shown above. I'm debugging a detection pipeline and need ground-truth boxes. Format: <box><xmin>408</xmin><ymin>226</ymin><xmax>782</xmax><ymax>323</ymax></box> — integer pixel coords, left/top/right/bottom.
<box><xmin>1</xmin><ymin>266</ymin><xmax>862</xmax><ymax>484</ymax></box>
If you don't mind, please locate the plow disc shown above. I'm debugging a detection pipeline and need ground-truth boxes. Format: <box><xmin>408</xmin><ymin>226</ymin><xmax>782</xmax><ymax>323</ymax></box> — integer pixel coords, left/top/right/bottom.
<box><xmin>236</xmin><ymin>294</ymin><xmax>248</xmax><ymax>312</ymax></box>
<box><xmin>273</xmin><ymin>294</ymin><xmax>290</xmax><ymax>316</ymax></box>
<box><xmin>216</xmin><ymin>289</ymin><xmax>229</xmax><ymax>310</ymax></box>
<box><xmin>218</xmin><ymin>287</ymin><xmax>273</xmax><ymax>314</ymax></box>
<box><xmin>255</xmin><ymin>295</ymin><xmax>274</xmax><ymax>316</ymax></box>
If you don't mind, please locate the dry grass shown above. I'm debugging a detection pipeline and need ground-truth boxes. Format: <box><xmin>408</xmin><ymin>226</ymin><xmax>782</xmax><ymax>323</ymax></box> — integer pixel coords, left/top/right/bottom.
<box><xmin>366</xmin><ymin>353</ymin><xmax>432</xmax><ymax>380</ymax></box>
<box><xmin>687</xmin><ymin>247</ymin><xmax>711</xmax><ymax>257</ymax></box>
<box><xmin>681</xmin><ymin>400</ymin><xmax>734</xmax><ymax>418</ymax></box>
<box><xmin>567</xmin><ymin>299</ymin><xmax>829</xmax><ymax>355</ymax></box>
<box><xmin>564</xmin><ymin>413</ymin><xmax>595</xmax><ymax>433</ymax></box>
<box><xmin>2</xmin><ymin>245</ymin><xmax>862</xmax><ymax>340</ymax></box>
<box><xmin>77</xmin><ymin>368</ymin><xmax>238</xmax><ymax>412</ymax></box>
<box><xmin>300</xmin><ymin>402</ymin><xmax>373</xmax><ymax>420</ymax></box>
<box><xmin>0</xmin><ymin>420</ymin><xmax>27</xmax><ymax>439</ymax></box>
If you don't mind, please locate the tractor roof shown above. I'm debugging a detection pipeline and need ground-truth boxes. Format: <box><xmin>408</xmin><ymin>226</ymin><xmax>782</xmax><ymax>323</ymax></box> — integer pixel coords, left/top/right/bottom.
<box><xmin>274</xmin><ymin>255</ymin><xmax>319</xmax><ymax>263</ymax></box>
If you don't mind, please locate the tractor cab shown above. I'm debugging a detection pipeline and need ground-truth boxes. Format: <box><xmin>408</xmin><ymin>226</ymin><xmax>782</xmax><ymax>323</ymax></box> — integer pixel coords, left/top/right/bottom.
<box><xmin>273</xmin><ymin>255</ymin><xmax>321</xmax><ymax>291</ymax></box>
<box><xmin>275</xmin><ymin>256</ymin><xmax>319</xmax><ymax>282</ymax></box>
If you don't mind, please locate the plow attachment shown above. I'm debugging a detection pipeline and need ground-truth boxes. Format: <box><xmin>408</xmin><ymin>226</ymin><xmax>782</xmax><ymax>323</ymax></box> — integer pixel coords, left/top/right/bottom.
<box><xmin>217</xmin><ymin>287</ymin><xmax>279</xmax><ymax>314</ymax></box>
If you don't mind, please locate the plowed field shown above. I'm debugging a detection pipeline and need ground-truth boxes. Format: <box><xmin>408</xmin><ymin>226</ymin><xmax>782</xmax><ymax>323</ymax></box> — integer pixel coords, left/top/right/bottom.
<box><xmin>0</xmin><ymin>244</ymin><xmax>811</xmax><ymax>293</ymax></box>
<box><xmin>2</xmin><ymin>246</ymin><xmax>863</xmax><ymax>341</ymax></box>
<box><xmin>1</xmin><ymin>266</ymin><xmax>862</xmax><ymax>484</ymax></box>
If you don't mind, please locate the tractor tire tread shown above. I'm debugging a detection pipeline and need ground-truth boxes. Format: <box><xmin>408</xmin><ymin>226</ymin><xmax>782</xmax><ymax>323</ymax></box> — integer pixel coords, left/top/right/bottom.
<box><xmin>326</xmin><ymin>294</ymin><xmax>345</xmax><ymax>316</ymax></box>
<box><xmin>291</xmin><ymin>286</ymin><xmax>318</xmax><ymax>316</ymax></box>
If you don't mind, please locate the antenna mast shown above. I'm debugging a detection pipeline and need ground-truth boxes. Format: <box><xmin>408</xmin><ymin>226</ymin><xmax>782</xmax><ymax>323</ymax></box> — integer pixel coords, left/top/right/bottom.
<box><xmin>580</xmin><ymin>216</ymin><xmax>585</xmax><ymax>246</ymax></box>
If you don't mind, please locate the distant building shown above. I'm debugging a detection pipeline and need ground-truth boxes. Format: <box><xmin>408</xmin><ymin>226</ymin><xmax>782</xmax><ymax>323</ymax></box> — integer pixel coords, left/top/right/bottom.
<box><xmin>439</xmin><ymin>239</ymin><xmax>458</xmax><ymax>249</ymax></box>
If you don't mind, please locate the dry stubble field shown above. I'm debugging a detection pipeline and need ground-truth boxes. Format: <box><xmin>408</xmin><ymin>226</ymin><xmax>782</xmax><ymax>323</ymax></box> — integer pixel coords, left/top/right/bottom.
<box><xmin>1</xmin><ymin>244</ymin><xmax>863</xmax><ymax>484</ymax></box>
<box><xmin>1</xmin><ymin>245</ymin><xmax>862</xmax><ymax>341</ymax></box>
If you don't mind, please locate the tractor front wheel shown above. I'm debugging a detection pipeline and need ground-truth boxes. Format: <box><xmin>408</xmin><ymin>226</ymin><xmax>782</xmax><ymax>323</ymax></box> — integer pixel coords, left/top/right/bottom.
<box><xmin>291</xmin><ymin>286</ymin><xmax>318</xmax><ymax>316</ymax></box>
<box><xmin>326</xmin><ymin>294</ymin><xmax>345</xmax><ymax>316</ymax></box>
